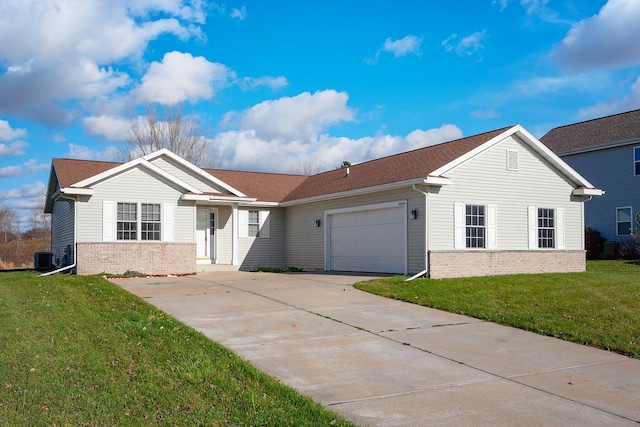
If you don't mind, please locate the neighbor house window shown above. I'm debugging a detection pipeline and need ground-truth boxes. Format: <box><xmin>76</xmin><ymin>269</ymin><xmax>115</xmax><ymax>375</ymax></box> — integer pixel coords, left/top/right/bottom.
<box><xmin>538</xmin><ymin>208</ymin><xmax>555</xmax><ymax>248</ymax></box>
<box><xmin>117</xmin><ymin>202</ymin><xmax>137</xmax><ymax>240</ymax></box>
<box><xmin>635</xmin><ymin>147</ymin><xmax>640</xmax><ymax>176</ymax></box>
<box><xmin>141</xmin><ymin>203</ymin><xmax>161</xmax><ymax>241</ymax></box>
<box><xmin>617</xmin><ymin>207</ymin><xmax>632</xmax><ymax>236</ymax></box>
<box><xmin>466</xmin><ymin>205</ymin><xmax>485</xmax><ymax>248</ymax></box>
<box><xmin>248</xmin><ymin>210</ymin><xmax>260</xmax><ymax>237</ymax></box>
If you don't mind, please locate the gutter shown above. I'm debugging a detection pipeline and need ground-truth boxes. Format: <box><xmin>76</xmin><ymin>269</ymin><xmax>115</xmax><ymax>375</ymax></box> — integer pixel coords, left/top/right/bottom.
<box><xmin>40</xmin><ymin>193</ymin><xmax>77</xmax><ymax>276</ymax></box>
<box><xmin>406</xmin><ymin>184</ymin><xmax>430</xmax><ymax>281</ymax></box>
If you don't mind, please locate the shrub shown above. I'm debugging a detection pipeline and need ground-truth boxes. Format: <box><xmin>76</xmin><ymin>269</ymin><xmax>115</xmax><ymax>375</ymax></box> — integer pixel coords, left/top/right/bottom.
<box><xmin>585</xmin><ymin>227</ymin><xmax>605</xmax><ymax>260</ymax></box>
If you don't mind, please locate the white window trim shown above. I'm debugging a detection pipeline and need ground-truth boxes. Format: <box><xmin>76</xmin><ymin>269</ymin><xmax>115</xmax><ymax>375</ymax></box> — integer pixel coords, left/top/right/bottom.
<box><xmin>103</xmin><ymin>201</ymin><xmax>173</xmax><ymax>243</ymax></box>
<box><xmin>616</xmin><ymin>206</ymin><xmax>633</xmax><ymax>236</ymax></box>
<box><xmin>238</xmin><ymin>209</ymin><xmax>270</xmax><ymax>239</ymax></box>
<box><xmin>528</xmin><ymin>206</ymin><xmax>564</xmax><ymax>250</ymax></box>
<box><xmin>454</xmin><ymin>202</ymin><xmax>497</xmax><ymax>250</ymax></box>
<box><xmin>634</xmin><ymin>147</ymin><xmax>640</xmax><ymax>177</ymax></box>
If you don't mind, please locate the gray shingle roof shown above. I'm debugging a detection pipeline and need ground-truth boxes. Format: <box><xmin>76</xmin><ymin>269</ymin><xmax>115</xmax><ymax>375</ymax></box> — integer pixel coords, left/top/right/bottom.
<box><xmin>540</xmin><ymin>109</ymin><xmax>640</xmax><ymax>154</ymax></box>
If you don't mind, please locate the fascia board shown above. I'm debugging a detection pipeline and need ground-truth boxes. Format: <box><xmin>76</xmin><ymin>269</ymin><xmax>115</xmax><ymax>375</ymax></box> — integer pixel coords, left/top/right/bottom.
<box><xmin>182</xmin><ymin>194</ymin><xmax>257</xmax><ymax>204</ymax></box>
<box><xmin>431</xmin><ymin>124</ymin><xmax>598</xmax><ymax>190</ymax></box>
<box><xmin>513</xmin><ymin>125</ymin><xmax>598</xmax><ymax>189</ymax></box>
<box><xmin>430</xmin><ymin>126</ymin><xmax>518</xmax><ymax>177</ymax></box>
<box><xmin>61</xmin><ymin>187</ymin><xmax>94</xmax><ymax>196</ymax></box>
<box><xmin>280</xmin><ymin>177</ymin><xmax>443</xmax><ymax>207</ymax></box>
<box><xmin>143</xmin><ymin>149</ymin><xmax>247</xmax><ymax>197</ymax></box>
<box><xmin>572</xmin><ymin>188</ymin><xmax>604</xmax><ymax>196</ymax></box>
<box><xmin>70</xmin><ymin>157</ymin><xmax>203</xmax><ymax>194</ymax></box>
<box><xmin>557</xmin><ymin>138</ymin><xmax>640</xmax><ymax>156</ymax></box>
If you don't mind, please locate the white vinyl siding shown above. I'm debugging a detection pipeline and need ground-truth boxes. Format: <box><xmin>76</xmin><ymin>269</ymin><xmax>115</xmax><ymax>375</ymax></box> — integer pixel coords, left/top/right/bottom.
<box><xmin>429</xmin><ymin>135</ymin><xmax>582</xmax><ymax>251</ymax></box>
<box><xmin>454</xmin><ymin>203</ymin><xmax>497</xmax><ymax>250</ymax></box>
<box><xmin>285</xmin><ymin>188</ymin><xmax>425</xmax><ymax>274</ymax></box>
<box><xmin>148</xmin><ymin>156</ymin><xmax>229</xmax><ymax>194</ymax></box>
<box><xmin>527</xmin><ymin>206</ymin><xmax>565</xmax><ymax>249</ymax></box>
<box><xmin>51</xmin><ymin>198</ymin><xmax>75</xmax><ymax>265</ymax></box>
<box><xmin>79</xmin><ymin>167</ymin><xmax>192</xmax><ymax>243</ymax></box>
<box><xmin>236</xmin><ymin>208</ymin><xmax>284</xmax><ymax>269</ymax></box>
<box><xmin>238</xmin><ymin>209</ymin><xmax>270</xmax><ymax>239</ymax></box>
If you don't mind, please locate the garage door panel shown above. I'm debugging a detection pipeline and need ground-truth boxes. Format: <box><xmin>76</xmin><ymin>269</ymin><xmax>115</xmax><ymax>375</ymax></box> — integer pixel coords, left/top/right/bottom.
<box><xmin>329</xmin><ymin>205</ymin><xmax>406</xmax><ymax>274</ymax></box>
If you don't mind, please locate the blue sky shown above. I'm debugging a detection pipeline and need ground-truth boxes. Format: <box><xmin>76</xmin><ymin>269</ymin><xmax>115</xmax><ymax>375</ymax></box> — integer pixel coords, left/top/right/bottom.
<box><xmin>1</xmin><ymin>0</ymin><xmax>639</xmax><ymax>228</ymax></box>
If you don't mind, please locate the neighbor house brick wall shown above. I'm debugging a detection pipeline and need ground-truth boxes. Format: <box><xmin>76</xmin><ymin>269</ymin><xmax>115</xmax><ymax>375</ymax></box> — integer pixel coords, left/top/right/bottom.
<box><xmin>76</xmin><ymin>242</ymin><xmax>196</xmax><ymax>275</ymax></box>
<box><xmin>428</xmin><ymin>250</ymin><xmax>585</xmax><ymax>279</ymax></box>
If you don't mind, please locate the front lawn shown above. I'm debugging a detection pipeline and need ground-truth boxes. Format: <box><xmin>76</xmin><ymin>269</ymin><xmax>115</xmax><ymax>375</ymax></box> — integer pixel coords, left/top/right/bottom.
<box><xmin>0</xmin><ymin>271</ymin><xmax>353</xmax><ymax>426</ymax></box>
<box><xmin>355</xmin><ymin>261</ymin><xmax>640</xmax><ymax>359</ymax></box>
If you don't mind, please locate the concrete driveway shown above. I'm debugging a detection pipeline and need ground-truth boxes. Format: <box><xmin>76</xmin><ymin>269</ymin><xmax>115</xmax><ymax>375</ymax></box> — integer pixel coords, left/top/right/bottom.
<box><xmin>112</xmin><ymin>271</ymin><xmax>640</xmax><ymax>426</ymax></box>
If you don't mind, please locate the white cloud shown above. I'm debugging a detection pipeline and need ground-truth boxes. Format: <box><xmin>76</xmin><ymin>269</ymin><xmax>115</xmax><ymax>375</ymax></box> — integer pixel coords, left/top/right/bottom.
<box><xmin>383</xmin><ymin>35</ymin><xmax>423</xmax><ymax>58</ymax></box>
<box><xmin>405</xmin><ymin>125</ymin><xmax>463</xmax><ymax>149</ymax></box>
<box><xmin>230</xmin><ymin>6</ymin><xmax>247</xmax><ymax>20</ymax></box>
<box><xmin>65</xmin><ymin>144</ymin><xmax>121</xmax><ymax>161</ymax></box>
<box><xmin>0</xmin><ymin>159</ymin><xmax>49</xmax><ymax>177</ymax></box>
<box><xmin>470</xmin><ymin>109</ymin><xmax>501</xmax><ymax>119</ymax></box>
<box><xmin>0</xmin><ymin>119</ymin><xmax>27</xmax><ymax>141</ymax></box>
<box><xmin>240</xmin><ymin>76</ymin><xmax>289</xmax><ymax>90</ymax></box>
<box><xmin>136</xmin><ymin>51</ymin><xmax>233</xmax><ymax>105</ymax></box>
<box><xmin>0</xmin><ymin>141</ymin><xmax>28</xmax><ymax>156</ymax></box>
<box><xmin>0</xmin><ymin>0</ymin><xmax>205</xmax><ymax>124</ymax></box>
<box><xmin>552</xmin><ymin>0</ymin><xmax>640</xmax><ymax>72</ymax></box>
<box><xmin>366</xmin><ymin>35</ymin><xmax>422</xmax><ymax>64</ymax></box>
<box><xmin>232</xmin><ymin>90</ymin><xmax>356</xmax><ymax>140</ymax></box>
<box><xmin>492</xmin><ymin>0</ymin><xmax>509</xmax><ymax>12</ymax></box>
<box><xmin>213</xmin><ymin>124</ymin><xmax>462</xmax><ymax>173</ymax></box>
<box><xmin>442</xmin><ymin>31</ymin><xmax>487</xmax><ymax>59</ymax></box>
<box><xmin>578</xmin><ymin>75</ymin><xmax>640</xmax><ymax>119</ymax></box>
<box><xmin>83</xmin><ymin>115</ymin><xmax>131</xmax><ymax>141</ymax></box>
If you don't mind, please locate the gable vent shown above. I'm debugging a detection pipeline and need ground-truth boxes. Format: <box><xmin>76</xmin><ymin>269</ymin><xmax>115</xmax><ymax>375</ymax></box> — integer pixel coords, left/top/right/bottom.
<box><xmin>506</xmin><ymin>150</ymin><xmax>519</xmax><ymax>171</ymax></box>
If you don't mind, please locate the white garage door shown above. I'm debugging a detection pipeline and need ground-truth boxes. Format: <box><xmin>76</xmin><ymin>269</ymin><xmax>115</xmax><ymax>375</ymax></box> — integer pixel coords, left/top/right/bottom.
<box><xmin>328</xmin><ymin>204</ymin><xmax>406</xmax><ymax>274</ymax></box>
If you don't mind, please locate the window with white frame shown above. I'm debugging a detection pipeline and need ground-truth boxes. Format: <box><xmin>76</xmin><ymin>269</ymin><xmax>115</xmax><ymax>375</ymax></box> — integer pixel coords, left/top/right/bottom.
<box><xmin>141</xmin><ymin>203</ymin><xmax>161</xmax><ymax>241</ymax></box>
<box><xmin>455</xmin><ymin>203</ymin><xmax>496</xmax><ymax>250</ymax></box>
<box><xmin>248</xmin><ymin>210</ymin><xmax>260</xmax><ymax>237</ymax></box>
<box><xmin>104</xmin><ymin>201</ymin><xmax>173</xmax><ymax>243</ymax></box>
<box><xmin>537</xmin><ymin>208</ymin><xmax>555</xmax><ymax>248</ymax></box>
<box><xmin>239</xmin><ymin>209</ymin><xmax>270</xmax><ymax>239</ymax></box>
<box><xmin>117</xmin><ymin>202</ymin><xmax>137</xmax><ymax>240</ymax></box>
<box><xmin>635</xmin><ymin>147</ymin><xmax>640</xmax><ymax>176</ymax></box>
<box><xmin>617</xmin><ymin>207</ymin><xmax>632</xmax><ymax>236</ymax></box>
<box><xmin>465</xmin><ymin>205</ymin><xmax>486</xmax><ymax>248</ymax></box>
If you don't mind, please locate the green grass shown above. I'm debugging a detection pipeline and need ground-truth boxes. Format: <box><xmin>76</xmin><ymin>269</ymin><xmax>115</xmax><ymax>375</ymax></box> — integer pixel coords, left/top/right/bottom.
<box><xmin>0</xmin><ymin>272</ymin><xmax>354</xmax><ymax>426</ymax></box>
<box><xmin>355</xmin><ymin>261</ymin><xmax>640</xmax><ymax>359</ymax></box>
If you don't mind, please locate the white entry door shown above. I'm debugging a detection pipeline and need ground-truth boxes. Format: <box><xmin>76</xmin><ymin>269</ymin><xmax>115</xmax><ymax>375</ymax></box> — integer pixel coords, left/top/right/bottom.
<box><xmin>196</xmin><ymin>209</ymin><xmax>209</xmax><ymax>260</ymax></box>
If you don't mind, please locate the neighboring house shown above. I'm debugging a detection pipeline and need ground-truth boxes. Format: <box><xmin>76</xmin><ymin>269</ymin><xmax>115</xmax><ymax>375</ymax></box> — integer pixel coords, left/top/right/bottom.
<box><xmin>541</xmin><ymin>109</ymin><xmax>640</xmax><ymax>246</ymax></box>
<box><xmin>45</xmin><ymin>125</ymin><xmax>601</xmax><ymax>279</ymax></box>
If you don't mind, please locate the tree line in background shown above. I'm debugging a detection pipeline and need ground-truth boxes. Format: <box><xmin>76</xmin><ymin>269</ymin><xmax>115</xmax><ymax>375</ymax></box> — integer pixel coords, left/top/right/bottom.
<box><xmin>0</xmin><ymin>199</ymin><xmax>50</xmax><ymax>270</ymax></box>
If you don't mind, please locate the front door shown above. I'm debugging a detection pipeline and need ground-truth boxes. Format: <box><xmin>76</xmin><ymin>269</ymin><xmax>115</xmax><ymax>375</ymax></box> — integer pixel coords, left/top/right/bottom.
<box><xmin>196</xmin><ymin>209</ymin><xmax>209</xmax><ymax>260</ymax></box>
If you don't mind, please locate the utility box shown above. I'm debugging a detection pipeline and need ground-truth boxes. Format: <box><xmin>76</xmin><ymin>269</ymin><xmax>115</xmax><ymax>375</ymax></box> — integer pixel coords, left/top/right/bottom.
<box><xmin>34</xmin><ymin>252</ymin><xmax>53</xmax><ymax>271</ymax></box>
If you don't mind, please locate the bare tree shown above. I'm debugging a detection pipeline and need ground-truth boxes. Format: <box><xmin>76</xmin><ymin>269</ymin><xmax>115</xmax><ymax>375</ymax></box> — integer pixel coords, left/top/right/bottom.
<box><xmin>120</xmin><ymin>103</ymin><xmax>216</xmax><ymax>167</ymax></box>
<box><xmin>288</xmin><ymin>158</ymin><xmax>323</xmax><ymax>176</ymax></box>
<box><xmin>0</xmin><ymin>204</ymin><xmax>17</xmax><ymax>243</ymax></box>
<box><xmin>29</xmin><ymin>195</ymin><xmax>51</xmax><ymax>240</ymax></box>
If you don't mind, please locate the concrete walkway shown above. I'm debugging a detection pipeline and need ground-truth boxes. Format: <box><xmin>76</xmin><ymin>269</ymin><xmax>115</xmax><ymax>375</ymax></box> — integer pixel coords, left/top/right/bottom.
<box><xmin>112</xmin><ymin>271</ymin><xmax>640</xmax><ymax>426</ymax></box>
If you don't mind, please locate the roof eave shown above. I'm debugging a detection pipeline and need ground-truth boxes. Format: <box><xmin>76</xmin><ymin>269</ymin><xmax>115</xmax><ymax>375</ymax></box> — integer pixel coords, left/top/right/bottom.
<box><xmin>280</xmin><ymin>176</ymin><xmax>451</xmax><ymax>207</ymax></box>
<box><xmin>572</xmin><ymin>188</ymin><xmax>604</xmax><ymax>197</ymax></box>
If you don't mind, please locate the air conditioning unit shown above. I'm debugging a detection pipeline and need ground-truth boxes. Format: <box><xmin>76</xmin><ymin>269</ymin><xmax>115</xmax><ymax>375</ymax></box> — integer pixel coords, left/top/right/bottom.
<box><xmin>34</xmin><ymin>252</ymin><xmax>53</xmax><ymax>271</ymax></box>
<box><xmin>603</xmin><ymin>241</ymin><xmax>619</xmax><ymax>257</ymax></box>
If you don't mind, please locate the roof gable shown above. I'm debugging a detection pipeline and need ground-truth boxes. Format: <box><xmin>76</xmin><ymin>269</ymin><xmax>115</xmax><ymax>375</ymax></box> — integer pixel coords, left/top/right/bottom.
<box><xmin>540</xmin><ymin>108</ymin><xmax>640</xmax><ymax>154</ymax></box>
<box><xmin>281</xmin><ymin>127</ymin><xmax>510</xmax><ymax>203</ymax></box>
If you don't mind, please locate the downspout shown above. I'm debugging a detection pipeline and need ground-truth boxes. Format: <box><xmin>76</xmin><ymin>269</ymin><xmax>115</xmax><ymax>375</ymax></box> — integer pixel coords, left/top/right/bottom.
<box><xmin>40</xmin><ymin>193</ymin><xmax>77</xmax><ymax>276</ymax></box>
<box><xmin>406</xmin><ymin>184</ymin><xmax>430</xmax><ymax>281</ymax></box>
